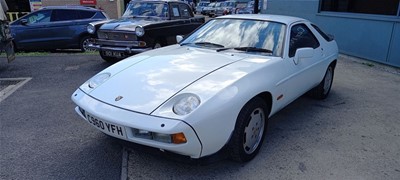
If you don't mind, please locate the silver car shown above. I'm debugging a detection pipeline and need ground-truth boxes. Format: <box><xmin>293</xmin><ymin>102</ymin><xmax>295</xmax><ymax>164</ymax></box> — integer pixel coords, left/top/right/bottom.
<box><xmin>196</xmin><ymin>2</ymin><xmax>209</xmax><ymax>14</ymax></box>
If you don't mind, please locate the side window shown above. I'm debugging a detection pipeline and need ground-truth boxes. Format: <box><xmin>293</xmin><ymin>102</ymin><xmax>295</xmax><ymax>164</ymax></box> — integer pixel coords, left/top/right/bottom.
<box><xmin>52</xmin><ymin>10</ymin><xmax>80</xmax><ymax>21</ymax></box>
<box><xmin>78</xmin><ymin>10</ymin><xmax>96</xmax><ymax>19</ymax></box>
<box><xmin>23</xmin><ymin>10</ymin><xmax>52</xmax><ymax>24</ymax></box>
<box><xmin>171</xmin><ymin>4</ymin><xmax>180</xmax><ymax>18</ymax></box>
<box><xmin>179</xmin><ymin>4</ymin><xmax>192</xmax><ymax>17</ymax></box>
<box><xmin>289</xmin><ymin>24</ymin><xmax>320</xmax><ymax>57</ymax></box>
<box><xmin>311</xmin><ymin>24</ymin><xmax>333</xmax><ymax>42</ymax></box>
<box><xmin>92</xmin><ymin>11</ymin><xmax>106</xmax><ymax>19</ymax></box>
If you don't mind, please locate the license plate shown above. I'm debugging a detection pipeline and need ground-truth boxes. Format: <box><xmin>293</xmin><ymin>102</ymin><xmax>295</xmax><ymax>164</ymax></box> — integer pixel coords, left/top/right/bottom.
<box><xmin>103</xmin><ymin>50</ymin><xmax>124</xmax><ymax>58</ymax></box>
<box><xmin>85</xmin><ymin>113</ymin><xmax>126</xmax><ymax>138</ymax></box>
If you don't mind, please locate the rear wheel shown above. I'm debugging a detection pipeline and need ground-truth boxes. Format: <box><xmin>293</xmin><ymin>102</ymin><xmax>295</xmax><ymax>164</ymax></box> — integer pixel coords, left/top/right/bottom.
<box><xmin>228</xmin><ymin>97</ymin><xmax>269</xmax><ymax>162</ymax></box>
<box><xmin>308</xmin><ymin>65</ymin><xmax>335</xmax><ymax>99</ymax></box>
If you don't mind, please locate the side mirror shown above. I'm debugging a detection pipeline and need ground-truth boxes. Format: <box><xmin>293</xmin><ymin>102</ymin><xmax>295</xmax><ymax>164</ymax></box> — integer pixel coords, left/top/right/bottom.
<box><xmin>294</xmin><ymin>48</ymin><xmax>314</xmax><ymax>65</ymax></box>
<box><xmin>20</xmin><ymin>19</ymin><xmax>28</xmax><ymax>25</ymax></box>
<box><xmin>176</xmin><ymin>35</ymin><xmax>184</xmax><ymax>43</ymax></box>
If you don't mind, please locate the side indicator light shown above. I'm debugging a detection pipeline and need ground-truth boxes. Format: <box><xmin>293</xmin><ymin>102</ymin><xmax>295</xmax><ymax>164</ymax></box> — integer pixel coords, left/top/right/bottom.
<box><xmin>277</xmin><ymin>94</ymin><xmax>284</xmax><ymax>100</ymax></box>
<box><xmin>172</xmin><ymin>133</ymin><xmax>187</xmax><ymax>144</ymax></box>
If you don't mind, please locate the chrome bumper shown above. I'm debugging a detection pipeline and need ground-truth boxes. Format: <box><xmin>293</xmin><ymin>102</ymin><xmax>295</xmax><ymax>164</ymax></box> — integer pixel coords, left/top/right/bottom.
<box><xmin>88</xmin><ymin>44</ymin><xmax>152</xmax><ymax>54</ymax></box>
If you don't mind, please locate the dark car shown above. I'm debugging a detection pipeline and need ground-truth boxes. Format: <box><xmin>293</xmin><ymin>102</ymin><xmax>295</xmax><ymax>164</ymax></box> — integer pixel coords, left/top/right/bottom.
<box><xmin>10</xmin><ymin>6</ymin><xmax>108</xmax><ymax>52</ymax></box>
<box><xmin>88</xmin><ymin>0</ymin><xmax>205</xmax><ymax>62</ymax></box>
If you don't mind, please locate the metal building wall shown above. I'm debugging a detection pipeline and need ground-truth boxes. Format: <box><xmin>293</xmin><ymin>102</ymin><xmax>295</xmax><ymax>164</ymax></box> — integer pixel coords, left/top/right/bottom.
<box><xmin>262</xmin><ymin>0</ymin><xmax>400</xmax><ymax>67</ymax></box>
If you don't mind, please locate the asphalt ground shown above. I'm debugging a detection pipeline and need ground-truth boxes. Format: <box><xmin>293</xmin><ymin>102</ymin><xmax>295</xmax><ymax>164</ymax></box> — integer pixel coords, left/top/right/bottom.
<box><xmin>0</xmin><ymin>54</ymin><xmax>122</xmax><ymax>179</ymax></box>
<box><xmin>1</xmin><ymin>53</ymin><xmax>399</xmax><ymax>180</ymax></box>
<box><xmin>126</xmin><ymin>55</ymin><xmax>400</xmax><ymax>179</ymax></box>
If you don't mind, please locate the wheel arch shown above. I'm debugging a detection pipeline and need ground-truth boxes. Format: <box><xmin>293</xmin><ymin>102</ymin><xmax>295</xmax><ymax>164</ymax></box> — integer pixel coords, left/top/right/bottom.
<box><xmin>330</xmin><ymin>59</ymin><xmax>337</xmax><ymax>69</ymax></box>
<box><xmin>255</xmin><ymin>91</ymin><xmax>273</xmax><ymax>117</ymax></box>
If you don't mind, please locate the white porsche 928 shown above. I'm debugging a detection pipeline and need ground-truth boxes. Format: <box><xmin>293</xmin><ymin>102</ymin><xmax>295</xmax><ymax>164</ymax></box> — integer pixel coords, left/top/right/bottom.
<box><xmin>72</xmin><ymin>14</ymin><xmax>338</xmax><ymax>162</ymax></box>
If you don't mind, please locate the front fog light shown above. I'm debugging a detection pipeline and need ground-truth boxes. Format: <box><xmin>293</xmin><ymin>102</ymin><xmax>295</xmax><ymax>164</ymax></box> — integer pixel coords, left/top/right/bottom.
<box><xmin>153</xmin><ymin>133</ymin><xmax>172</xmax><ymax>143</ymax></box>
<box><xmin>88</xmin><ymin>72</ymin><xmax>111</xmax><ymax>88</ymax></box>
<box><xmin>173</xmin><ymin>95</ymin><xmax>200</xmax><ymax>115</ymax></box>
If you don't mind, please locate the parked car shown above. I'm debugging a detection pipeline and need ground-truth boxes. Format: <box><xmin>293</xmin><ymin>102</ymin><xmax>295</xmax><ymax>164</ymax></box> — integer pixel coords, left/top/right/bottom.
<box><xmin>209</xmin><ymin>2</ymin><xmax>224</xmax><ymax>17</ymax></box>
<box><xmin>87</xmin><ymin>0</ymin><xmax>205</xmax><ymax>62</ymax></box>
<box><xmin>233</xmin><ymin>2</ymin><xmax>248</xmax><ymax>14</ymax></box>
<box><xmin>237</xmin><ymin>1</ymin><xmax>260</xmax><ymax>14</ymax></box>
<box><xmin>196</xmin><ymin>1</ymin><xmax>209</xmax><ymax>14</ymax></box>
<box><xmin>10</xmin><ymin>6</ymin><xmax>108</xmax><ymax>52</ymax></box>
<box><xmin>201</xmin><ymin>2</ymin><xmax>216</xmax><ymax>16</ymax></box>
<box><xmin>72</xmin><ymin>14</ymin><xmax>338</xmax><ymax>162</ymax></box>
<box><xmin>215</xmin><ymin>0</ymin><xmax>251</xmax><ymax>15</ymax></box>
<box><xmin>215</xmin><ymin>1</ymin><xmax>236</xmax><ymax>16</ymax></box>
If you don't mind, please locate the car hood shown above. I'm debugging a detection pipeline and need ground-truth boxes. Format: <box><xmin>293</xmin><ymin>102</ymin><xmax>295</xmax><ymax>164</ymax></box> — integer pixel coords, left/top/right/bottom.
<box><xmin>99</xmin><ymin>17</ymin><xmax>165</xmax><ymax>31</ymax></box>
<box><xmin>89</xmin><ymin>46</ymin><xmax>247</xmax><ymax>114</ymax></box>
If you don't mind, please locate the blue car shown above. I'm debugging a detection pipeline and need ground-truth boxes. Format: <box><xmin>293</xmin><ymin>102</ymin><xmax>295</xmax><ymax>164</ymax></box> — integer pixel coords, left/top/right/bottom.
<box><xmin>10</xmin><ymin>6</ymin><xmax>108</xmax><ymax>52</ymax></box>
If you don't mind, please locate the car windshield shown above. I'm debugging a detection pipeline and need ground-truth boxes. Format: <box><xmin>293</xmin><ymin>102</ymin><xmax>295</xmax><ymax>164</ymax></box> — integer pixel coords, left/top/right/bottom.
<box><xmin>247</xmin><ymin>1</ymin><xmax>254</xmax><ymax>8</ymax></box>
<box><xmin>123</xmin><ymin>2</ymin><xmax>168</xmax><ymax>17</ymax></box>
<box><xmin>181</xmin><ymin>19</ymin><xmax>286</xmax><ymax>57</ymax></box>
<box><xmin>224</xmin><ymin>2</ymin><xmax>235</xmax><ymax>7</ymax></box>
<box><xmin>199</xmin><ymin>2</ymin><xmax>209</xmax><ymax>6</ymax></box>
<box><xmin>236</xmin><ymin>3</ymin><xmax>247</xmax><ymax>8</ymax></box>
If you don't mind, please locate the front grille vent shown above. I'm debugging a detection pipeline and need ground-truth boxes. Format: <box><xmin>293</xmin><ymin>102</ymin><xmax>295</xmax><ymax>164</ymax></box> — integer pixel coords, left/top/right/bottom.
<box><xmin>97</xmin><ymin>31</ymin><xmax>137</xmax><ymax>41</ymax></box>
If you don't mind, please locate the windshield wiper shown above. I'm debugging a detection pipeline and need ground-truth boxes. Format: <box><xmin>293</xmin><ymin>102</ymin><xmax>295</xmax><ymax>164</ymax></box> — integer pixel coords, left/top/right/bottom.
<box><xmin>180</xmin><ymin>42</ymin><xmax>192</xmax><ymax>46</ymax></box>
<box><xmin>194</xmin><ymin>42</ymin><xmax>225</xmax><ymax>48</ymax></box>
<box><xmin>180</xmin><ymin>42</ymin><xmax>225</xmax><ymax>48</ymax></box>
<box><xmin>217</xmin><ymin>47</ymin><xmax>273</xmax><ymax>54</ymax></box>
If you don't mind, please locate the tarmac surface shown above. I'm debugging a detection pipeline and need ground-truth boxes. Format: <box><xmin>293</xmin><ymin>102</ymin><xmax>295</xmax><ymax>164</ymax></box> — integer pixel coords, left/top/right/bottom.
<box><xmin>125</xmin><ymin>54</ymin><xmax>400</xmax><ymax>179</ymax></box>
<box><xmin>1</xmin><ymin>53</ymin><xmax>399</xmax><ymax>180</ymax></box>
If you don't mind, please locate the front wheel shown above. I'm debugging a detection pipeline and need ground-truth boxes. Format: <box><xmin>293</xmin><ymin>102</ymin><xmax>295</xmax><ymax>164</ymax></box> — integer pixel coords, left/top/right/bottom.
<box><xmin>228</xmin><ymin>97</ymin><xmax>269</xmax><ymax>162</ymax></box>
<box><xmin>80</xmin><ymin>36</ymin><xmax>94</xmax><ymax>52</ymax></box>
<box><xmin>153</xmin><ymin>38</ymin><xmax>166</xmax><ymax>49</ymax></box>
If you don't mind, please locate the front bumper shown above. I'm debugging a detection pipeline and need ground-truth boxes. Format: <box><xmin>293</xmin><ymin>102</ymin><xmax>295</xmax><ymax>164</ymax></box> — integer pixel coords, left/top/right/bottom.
<box><xmin>71</xmin><ymin>89</ymin><xmax>202</xmax><ymax>158</ymax></box>
<box><xmin>89</xmin><ymin>39</ymin><xmax>152</xmax><ymax>54</ymax></box>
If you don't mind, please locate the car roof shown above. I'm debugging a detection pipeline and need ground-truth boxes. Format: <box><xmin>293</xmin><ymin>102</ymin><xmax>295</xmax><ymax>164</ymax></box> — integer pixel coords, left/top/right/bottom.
<box><xmin>40</xmin><ymin>6</ymin><xmax>100</xmax><ymax>11</ymax></box>
<box><xmin>216</xmin><ymin>14</ymin><xmax>307</xmax><ymax>25</ymax></box>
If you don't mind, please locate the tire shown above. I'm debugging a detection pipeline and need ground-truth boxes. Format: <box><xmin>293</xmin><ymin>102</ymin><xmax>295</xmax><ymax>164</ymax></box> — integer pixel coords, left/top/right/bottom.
<box><xmin>308</xmin><ymin>65</ymin><xmax>335</xmax><ymax>99</ymax></box>
<box><xmin>228</xmin><ymin>97</ymin><xmax>269</xmax><ymax>162</ymax></box>
<box><xmin>153</xmin><ymin>39</ymin><xmax>166</xmax><ymax>49</ymax></box>
<box><xmin>80</xmin><ymin>36</ymin><xmax>93</xmax><ymax>52</ymax></box>
<box><xmin>99</xmin><ymin>50</ymin><xmax>118</xmax><ymax>63</ymax></box>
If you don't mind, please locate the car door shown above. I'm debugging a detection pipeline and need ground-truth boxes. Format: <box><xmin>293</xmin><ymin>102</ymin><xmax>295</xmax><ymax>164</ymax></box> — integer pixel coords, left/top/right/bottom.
<box><xmin>11</xmin><ymin>9</ymin><xmax>53</xmax><ymax>50</ymax></box>
<box><xmin>48</xmin><ymin>9</ymin><xmax>84</xmax><ymax>49</ymax></box>
<box><xmin>281</xmin><ymin>23</ymin><xmax>324</xmax><ymax>102</ymax></box>
<box><xmin>170</xmin><ymin>3</ymin><xmax>196</xmax><ymax>35</ymax></box>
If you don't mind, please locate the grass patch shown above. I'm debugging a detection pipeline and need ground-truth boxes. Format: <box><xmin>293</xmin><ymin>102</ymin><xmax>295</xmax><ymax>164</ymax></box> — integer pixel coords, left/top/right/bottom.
<box><xmin>1</xmin><ymin>50</ymin><xmax>98</xmax><ymax>57</ymax></box>
<box><xmin>362</xmin><ymin>62</ymin><xmax>375</xmax><ymax>67</ymax></box>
